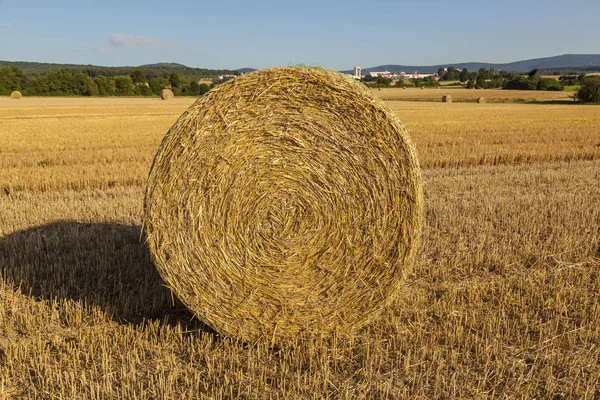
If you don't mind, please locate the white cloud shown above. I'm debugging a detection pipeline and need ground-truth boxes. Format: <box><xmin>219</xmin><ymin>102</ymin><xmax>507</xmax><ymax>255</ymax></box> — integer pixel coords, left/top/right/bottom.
<box><xmin>108</xmin><ymin>33</ymin><xmax>183</xmax><ymax>52</ymax></box>
<box><xmin>77</xmin><ymin>44</ymin><xmax>111</xmax><ymax>54</ymax></box>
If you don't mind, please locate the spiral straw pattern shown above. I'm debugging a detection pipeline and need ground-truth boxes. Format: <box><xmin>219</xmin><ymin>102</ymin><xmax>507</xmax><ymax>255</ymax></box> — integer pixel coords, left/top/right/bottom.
<box><xmin>144</xmin><ymin>67</ymin><xmax>423</xmax><ymax>341</ymax></box>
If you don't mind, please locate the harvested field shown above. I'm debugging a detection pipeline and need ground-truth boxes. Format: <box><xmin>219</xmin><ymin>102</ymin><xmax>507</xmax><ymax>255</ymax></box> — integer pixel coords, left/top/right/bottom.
<box><xmin>372</xmin><ymin>87</ymin><xmax>575</xmax><ymax>102</ymax></box>
<box><xmin>2</xmin><ymin>98</ymin><xmax>598</xmax><ymax>193</ymax></box>
<box><xmin>0</xmin><ymin>97</ymin><xmax>598</xmax><ymax>398</ymax></box>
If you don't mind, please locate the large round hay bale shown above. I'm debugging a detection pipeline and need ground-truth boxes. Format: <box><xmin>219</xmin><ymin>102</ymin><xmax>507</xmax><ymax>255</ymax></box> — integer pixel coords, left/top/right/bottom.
<box><xmin>477</xmin><ymin>97</ymin><xmax>486</xmax><ymax>104</ymax></box>
<box><xmin>160</xmin><ymin>89</ymin><xmax>174</xmax><ymax>100</ymax></box>
<box><xmin>10</xmin><ymin>91</ymin><xmax>22</xmax><ymax>99</ymax></box>
<box><xmin>442</xmin><ymin>95</ymin><xmax>452</xmax><ymax>103</ymax></box>
<box><xmin>144</xmin><ymin>67</ymin><xmax>423</xmax><ymax>341</ymax></box>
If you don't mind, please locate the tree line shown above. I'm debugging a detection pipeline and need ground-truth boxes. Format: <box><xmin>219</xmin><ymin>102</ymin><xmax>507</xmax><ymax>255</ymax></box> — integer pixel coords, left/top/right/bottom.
<box><xmin>363</xmin><ymin>66</ymin><xmax>579</xmax><ymax>91</ymax></box>
<box><xmin>0</xmin><ymin>66</ymin><xmax>222</xmax><ymax>97</ymax></box>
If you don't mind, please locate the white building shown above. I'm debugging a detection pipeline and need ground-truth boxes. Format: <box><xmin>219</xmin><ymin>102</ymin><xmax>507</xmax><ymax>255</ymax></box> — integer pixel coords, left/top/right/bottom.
<box><xmin>369</xmin><ymin>71</ymin><xmax>392</xmax><ymax>78</ymax></box>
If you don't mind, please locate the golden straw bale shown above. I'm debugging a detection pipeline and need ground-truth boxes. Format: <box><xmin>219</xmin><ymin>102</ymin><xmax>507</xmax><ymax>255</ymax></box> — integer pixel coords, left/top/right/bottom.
<box><xmin>10</xmin><ymin>91</ymin><xmax>22</xmax><ymax>99</ymax></box>
<box><xmin>477</xmin><ymin>97</ymin><xmax>486</xmax><ymax>104</ymax></box>
<box><xmin>442</xmin><ymin>95</ymin><xmax>452</xmax><ymax>103</ymax></box>
<box><xmin>160</xmin><ymin>89</ymin><xmax>174</xmax><ymax>100</ymax></box>
<box><xmin>144</xmin><ymin>67</ymin><xmax>423</xmax><ymax>341</ymax></box>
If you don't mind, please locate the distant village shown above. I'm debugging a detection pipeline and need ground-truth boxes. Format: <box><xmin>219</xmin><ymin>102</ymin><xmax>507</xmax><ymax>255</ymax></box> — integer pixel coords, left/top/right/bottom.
<box><xmin>219</xmin><ymin>67</ymin><xmax>441</xmax><ymax>82</ymax></box>
<box><xmin>347</xmin><ymin>66</ymin><xmax>438</xmax><ymax>81</ymax></box>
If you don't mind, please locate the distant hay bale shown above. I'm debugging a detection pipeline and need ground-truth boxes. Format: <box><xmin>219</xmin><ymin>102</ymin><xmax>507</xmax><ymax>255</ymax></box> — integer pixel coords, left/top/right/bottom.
<box><xmin>421</xmin><ymin>86</ymin><xmax>425</xmax><ymax>90</ymax></box>
<box><xmin>10</xmin><ymin>91</ymin><xmax>22</xmax><ymax>99</ymax></box>
<box><xmin>477</xmin><ymin>97</ymin><xmax>486</xmax><ymax>104</ymax></box>
<box><xmin>144</xmin><ymin>67</ymin><xmax>423</xmax><ymax>341</ymax></box>
<box><xmin>160</xmin><ymin>89</ymin><xmax>174</xmax><ymax>100</ymax></box>
<box><xmin>442</xmin><ymin>95</ymin><xmax>452</xmax><ymax>103</ymax></box>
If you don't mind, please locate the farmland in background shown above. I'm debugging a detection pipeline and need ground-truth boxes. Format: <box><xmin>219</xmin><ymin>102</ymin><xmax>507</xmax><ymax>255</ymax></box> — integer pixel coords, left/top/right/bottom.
<box><xmin>0</xmin><ymin>95</ymin><xmax>599</xmax><ymax>398</ymax></box>
<box><xmin>372</xmin><ymin>87</ymin><xmax>575</xmax><ymax>102</ymax></box>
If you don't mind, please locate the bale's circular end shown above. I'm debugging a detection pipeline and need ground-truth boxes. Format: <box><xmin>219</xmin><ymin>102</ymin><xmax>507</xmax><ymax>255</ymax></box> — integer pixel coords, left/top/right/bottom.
<box><xmin>442</xmin><ymin>95</ymin><xmax>452</xmax><ymax>103</ymax></box>
<box><xmin>144</xmin><ymin>67</ymin><xmax>423</xmax><ymax>341</ymax></box>
<box><xmin>10</xmin><ymin>91</ymin><xmax>22</xmax><ymax>99</ymax></box>
<box><xmin>160</xmin><ymin>89</ymin><xmax>174</xmax><ymax>100</ymax></box>
<box><xmin>477</xmin><ymin>97</ymin><xmax>486</xmax><ymax>104</ymax></box>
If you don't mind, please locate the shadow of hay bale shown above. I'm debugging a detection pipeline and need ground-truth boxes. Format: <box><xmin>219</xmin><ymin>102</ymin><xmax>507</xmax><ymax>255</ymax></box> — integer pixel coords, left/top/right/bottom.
<box><xmin>0</xmin><ymin>221</ymin><xmax>206</xmax><ymax>330</ymax></box>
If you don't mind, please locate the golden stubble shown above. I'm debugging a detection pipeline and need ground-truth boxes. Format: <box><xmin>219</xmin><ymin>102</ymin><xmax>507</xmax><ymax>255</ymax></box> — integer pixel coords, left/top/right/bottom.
<box><xmin>0</xmin><ymin>95</ymin><xmax>598</xmax><ymax>398</ymax></box>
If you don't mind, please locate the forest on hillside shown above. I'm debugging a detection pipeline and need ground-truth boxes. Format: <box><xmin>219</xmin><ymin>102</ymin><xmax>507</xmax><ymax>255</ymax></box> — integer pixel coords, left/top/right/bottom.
<box><xmin>0</xmin><ymin>62</ymin><xmax>237</xmax><ymax>96</ymax></box>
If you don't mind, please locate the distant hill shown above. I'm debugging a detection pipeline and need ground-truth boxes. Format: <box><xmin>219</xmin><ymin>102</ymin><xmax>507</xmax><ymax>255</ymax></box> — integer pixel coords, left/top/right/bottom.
<box><xmin>137</xmin><ymin>62</ymin><xmax>191</xmax><ymax>69</ymax></box>
<box><xmin>0</xmin><ymin>60</ymin><xmax>237</xmax><ymax>81</ymax></box>
<box><xmin>342</xmin><ymin>54</ymin><xmax>600</xmax><ymax>74</ymax></box>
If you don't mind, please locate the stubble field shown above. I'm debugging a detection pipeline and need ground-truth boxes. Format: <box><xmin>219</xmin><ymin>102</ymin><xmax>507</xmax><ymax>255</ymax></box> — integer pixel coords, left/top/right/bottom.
<box><xmin>0</xmin><ymin>95</ymin><xmax>599</xmax><ymax>398</ymax></box>
<box><xmin>372</xmin><ymin>87</ymin><xmax>575</xmax><ymax>102</ymax></box>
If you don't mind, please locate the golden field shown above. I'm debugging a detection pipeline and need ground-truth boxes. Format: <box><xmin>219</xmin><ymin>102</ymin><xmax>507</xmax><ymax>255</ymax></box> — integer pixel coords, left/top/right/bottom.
<box><xmin>0</xmin><ymin>96</ymin><xmax>599</xmax><ymax>398</ymax></box>
<box><xmin>374</xmin><ymin>87</ymin><xmax>575</xmax><ymax>102</ymax></box>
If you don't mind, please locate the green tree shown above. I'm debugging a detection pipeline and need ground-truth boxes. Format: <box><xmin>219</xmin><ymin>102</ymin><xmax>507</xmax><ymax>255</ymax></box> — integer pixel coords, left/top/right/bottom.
<box><xmin>537</xmin><ymin>77</ymin><xmax>563</xmax><ymax>91</ymax></box>
<box><xmin>476</xmin><ymin>74</ymin><xmax>485</xmax><ymax>88</ymax></box>
<box><xmin>148</xmin><ymin>77</ymin><xmax>169</xmax><ymax>95</ymax></box>
<box><xmin>198</xmin><ymin>83</ymin><xmax>211</xmax><ymax>95</ymax></box>
<box><xmin>94</xmin><ymin>75</ymin><xmax>111</xmax><ymax>96</ymax></box>
<box><xmin>0</xmin><ymin>66</ymin><xmax>26</xmax><ymax>95</ymax></box>
<box><xmin>362</xmin><ymin>74</ymin><xmax>375</xmax><ymax>82</ymax></box>
<box><xmin>445</xmin><ymin>66</ymin><xmax>458</xmax><ymax>80</ymax></box>
<box><xmin>134</xmin><ymin>84</ymin><xmax>153</xmax><ymax>96</ymax></box>
<box><xmin>437</xmin><ymin>67</ymin><xmax>446</xmax><ymax>79</ymax></box>
<box><xmin>376</xmin><ymin>76</ymin><xmax>392</xmax><ymax>86</ymax></box>
<box><xmin>27</xmin><ymin>70</ymin><xmax>97</xmax><ymax>96</ymax></box>
<box><xmin>575</xmin><ymin>76</ymin><xmax>600</xmax><ymax>103</ymax></box>
<box><xmin>188</xmin><ymin>81</ymin><xmax>203</xmax><ymax>95</ymax></box>
<box><xmin>130</xmin><ymin>69</ymin><xmax>147</xmax><ymax>84</ymax></box>
<box><xmin>504</xmin><ymin>75</ymin><xmax>539</xmax><ymax>90</ymax></box>
<box><xmin>459</xmin><ymin>68</ymin><xmax>469</xmax><ymax>83</ymax></box>
<box><xmin>113</xmin><ymin>75</ymin><xmax>134</xmax><ymax>96</ymax></box>
<box><xmin>488</xmin><ymin>77</ymin><xmax>505</xmax><ymax>88</ymax></box>
<box><xmin>169</xmin><ymin>72</ymin><xmax>181</xmax><ymax>88</ymax></box>
<box><xmin>478</xmin><ymin>67</ymin><xmax>489</xmax><ymax>80</ymax></box>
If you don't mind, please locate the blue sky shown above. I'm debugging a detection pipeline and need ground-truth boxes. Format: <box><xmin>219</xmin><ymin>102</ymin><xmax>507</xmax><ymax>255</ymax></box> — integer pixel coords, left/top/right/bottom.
<box><xmin>0</xmin><ymin>0</ymin><xmax>599</xmax><ymax>70</ymax></box>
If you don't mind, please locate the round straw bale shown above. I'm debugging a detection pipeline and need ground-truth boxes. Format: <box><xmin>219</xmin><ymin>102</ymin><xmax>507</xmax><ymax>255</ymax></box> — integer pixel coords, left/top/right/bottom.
<box><xmin>144</xmin><ymin>67</ymin><xmax>423</xmax><ymax>341</ymax></box>
<box><xmin>477</xmin><ymin>97</ymin><xmax>486</xmax><ymax>104</ymax></box>
<box><xmin>160</xmin><ymin>89</ymin><xmax>174</xmax><ymax>100</ymax></box>
<box><xmin>442</xmin><ymin>95</ymin><xmax>452</xmax><ymax>103</ymax></box>
<box><xmin>421</xmin><ymin>86</ymin><xmax>424</xmax><ymax>90</ymax></box>
<box><xmin>10</xmin><ymin>91</ymin><xmax>22</xmax><ymax>99</ymax></box>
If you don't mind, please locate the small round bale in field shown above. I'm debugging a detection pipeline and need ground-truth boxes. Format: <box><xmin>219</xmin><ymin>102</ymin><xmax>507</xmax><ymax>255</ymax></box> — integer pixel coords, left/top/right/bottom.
<box><xmin>160</xmin><ymin>89</ymin><xmax>174</xmax><ymax>100</ymax></box>
<box><xmin>144</xmin><ymin>67</ymin><xmax>423</xmax><ymax>341</ymax></box>
<box><xmin>442</xmin><ymin>95</ymin><xmax>452</xmax><ymax>103</ymax></box>
<box><xmin>10</xmin><ymin>91</ymin><xmax>22</xmax><ymax>99</ymax></box>
<box><xmin>477</xmin><ymin>97</ymin><xmax>486</xmax><ymax>104</ymax></box>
